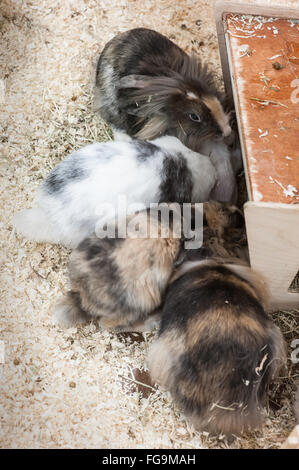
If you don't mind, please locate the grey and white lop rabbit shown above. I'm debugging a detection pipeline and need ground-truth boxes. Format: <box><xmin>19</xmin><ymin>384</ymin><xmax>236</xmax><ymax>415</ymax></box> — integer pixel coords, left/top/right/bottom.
<box><xmin>14</xmin><ymin>136</ymin><xmax>216</xmax><ymax>248</ymax></box>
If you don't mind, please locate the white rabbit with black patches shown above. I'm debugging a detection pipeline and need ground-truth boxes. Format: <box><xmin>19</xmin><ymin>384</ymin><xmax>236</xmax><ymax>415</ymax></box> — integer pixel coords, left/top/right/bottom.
<box><xmin>94</xmin><ymin>28</ymin><xmax>242</xmax><ymax>202</ymax></box>
<box><xmin>14</xmin><ymin>136</ymin><xmax>216</xmax><ymax>248</ymax></box>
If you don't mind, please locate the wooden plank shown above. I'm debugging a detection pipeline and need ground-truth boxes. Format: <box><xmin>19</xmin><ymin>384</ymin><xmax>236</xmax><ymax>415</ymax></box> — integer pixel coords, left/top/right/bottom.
<box><xmin>214</xmin><ymin>3</ymin><xmax>299</xmax><ymax>307</ymax></box>
<box><xmin>214</xmin><ymin>1</ymin><xmax>299</xmax><ymax>100</ymax></box>
<box><xmin>215</xmin><ymin>2</ymin><xmax>299</xmax><ymax>204</ymax></box>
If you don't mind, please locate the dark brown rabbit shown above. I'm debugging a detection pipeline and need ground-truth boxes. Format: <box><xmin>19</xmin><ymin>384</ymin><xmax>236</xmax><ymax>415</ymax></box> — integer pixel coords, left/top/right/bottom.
<box><xmin>53</xmin><ymin>209</ymin><xmax>181</xmax><ymax>331</ymax></box>
<box><xmin>94</xmin><ymin>28</ymin><xmax>239</xmax><ymax>202</ymax></box>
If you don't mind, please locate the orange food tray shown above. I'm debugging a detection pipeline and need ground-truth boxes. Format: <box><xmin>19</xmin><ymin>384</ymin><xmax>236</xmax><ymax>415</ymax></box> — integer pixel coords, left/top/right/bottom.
<box><xmin>215</xmin><ymin>2</ymin><xmax>299</xmax><ymax>310</ymax></box>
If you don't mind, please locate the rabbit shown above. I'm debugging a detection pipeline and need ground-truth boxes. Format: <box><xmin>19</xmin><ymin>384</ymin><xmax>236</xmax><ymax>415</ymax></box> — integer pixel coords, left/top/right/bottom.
<box><xmin>199</xmin><ymin>139</ymin><xmax>240</xmax><ymax>203</ymax></box>
<box><xmin>147</xmin><ymin>257</ymin><xmax>286</xmax><ymax>437</ymax></box>
<box><xmin>13</xmin><ymin>135</ymin><xmax>217</xmax><ymax>249</ymax></box>
<box><xmin>53</xmin><ymin>208</ymin><xmax>182</xmax><ymax>331</ymax></box>
<box><xmin>94</xmin><ymin>27</ymin><xmax>241</xmax><ymax>203</ymax></box>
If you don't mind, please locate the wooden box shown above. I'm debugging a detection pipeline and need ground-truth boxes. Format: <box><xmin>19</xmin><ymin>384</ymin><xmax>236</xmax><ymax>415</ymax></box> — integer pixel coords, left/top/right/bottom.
<box><xmin>215</xmin><ymin>1</ymin><xmax>299</xmax><ymax>309</ymax></box>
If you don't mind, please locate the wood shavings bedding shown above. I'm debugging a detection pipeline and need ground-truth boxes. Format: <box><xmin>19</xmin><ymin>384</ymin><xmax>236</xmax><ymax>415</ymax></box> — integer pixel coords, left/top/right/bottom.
<box><xmin>0</xmin><ymin>0</ymin><xmax>297</xmax><ymax>449</ymax></box>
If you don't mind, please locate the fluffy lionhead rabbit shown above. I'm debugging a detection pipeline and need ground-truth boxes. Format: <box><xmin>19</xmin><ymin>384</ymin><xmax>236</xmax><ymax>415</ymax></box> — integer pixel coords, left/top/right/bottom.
<box><xmin>53</xmin><ymin>208</ymin><xmax>181</xmax><ymax>331</ymax></box>
<box><xmin>148</xmin><ymin>202</ymin><xmax>286</xmax><ymax>436</ymax></box>
<box><xmin>13</xmin><ymin>136</ymin><xmax>216</xmax><ymax>248</ymax></box>
<box><xmin>94</xmin><ymin>28</ymin><xmax>240</xmax><ymax>202</ymax></box>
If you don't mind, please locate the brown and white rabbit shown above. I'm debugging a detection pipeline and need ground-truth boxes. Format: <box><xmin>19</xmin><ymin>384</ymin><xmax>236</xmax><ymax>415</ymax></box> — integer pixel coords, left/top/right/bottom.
<box><xmin>53</xmin><ymin>208</ymin><xmax>182</xmax><ymax>331</ymax></box>
<box><xmin>94</xmin><ymin>28</ymin><xmax>241</xmax><ymax>202</ymax></box>
<box><xmin>147</xmin><ymin>203</ymin><xmax>286</xmax><ymax>437</ymax></box>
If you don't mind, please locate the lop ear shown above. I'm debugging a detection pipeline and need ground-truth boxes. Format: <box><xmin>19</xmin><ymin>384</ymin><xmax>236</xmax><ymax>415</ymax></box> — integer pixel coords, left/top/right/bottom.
<box><xmin>119</xmin><ymin>74</ymin><xmax>185</xmax><ymax>99</ymax></box>
<box><xmin>118</xmin><ymin>75</ymin><xmax>186</xmax><ymax>139</ymax></box>
<box><xmin>135</xmin><ymin>115</ymin><xmax>169</xmax><ymax>140</ymax></box>
<box><xmin>118</xmin><ymin>74</ymin><xmax>154</xmax><ymax>89</ymax></box>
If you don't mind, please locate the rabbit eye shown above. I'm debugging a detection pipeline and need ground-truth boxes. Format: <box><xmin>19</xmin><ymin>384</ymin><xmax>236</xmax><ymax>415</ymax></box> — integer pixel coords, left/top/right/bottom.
<box><xmin>189</xmin><ymin>113</ymin><xmax>201</xmax><ymax>122</ymax></box>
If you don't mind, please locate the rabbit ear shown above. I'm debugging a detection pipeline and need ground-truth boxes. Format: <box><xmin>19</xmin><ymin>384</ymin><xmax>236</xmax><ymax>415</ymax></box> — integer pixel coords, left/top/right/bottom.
<box><xmin>119</xmin><ymin>74</ymin><xmax>185</xmax><ymax>93</ymax></box>
<box><xmin>120</xmin><ymin>75</ymin><xmax>185</xmax><ymax>103</ymax></box>
<box><xmin>119</xmin><ymin>76</ymin><xmax>185</xmax><ymax>139</ymax></box>
<box><xmin>135</xmin><ymin>115</ymin><xmax>169</xmax><ymax>139</ymax></box>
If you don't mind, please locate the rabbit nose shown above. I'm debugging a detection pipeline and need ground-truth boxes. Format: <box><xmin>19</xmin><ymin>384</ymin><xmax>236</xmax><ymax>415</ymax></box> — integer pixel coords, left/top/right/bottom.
<box><xmin>222</xmin><ymin>125</ymin><xmax>232</xmax><ymax>137</ymax></box>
